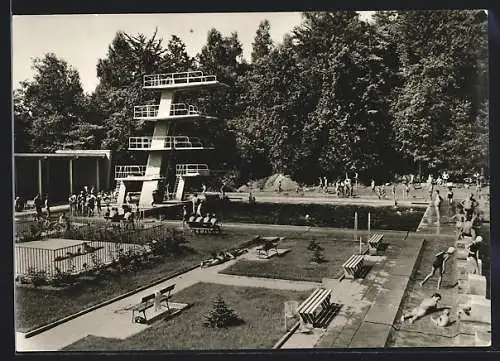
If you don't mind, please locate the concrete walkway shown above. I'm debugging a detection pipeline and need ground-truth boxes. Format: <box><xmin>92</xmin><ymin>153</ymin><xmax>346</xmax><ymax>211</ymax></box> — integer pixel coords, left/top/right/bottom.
<box><xmin>16</xmin><ymin>247</ymin><xmax>319</xmax><ymax>352</ymax></box>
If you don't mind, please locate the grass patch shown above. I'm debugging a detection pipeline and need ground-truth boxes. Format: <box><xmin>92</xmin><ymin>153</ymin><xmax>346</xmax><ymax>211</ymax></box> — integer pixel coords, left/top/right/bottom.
<box><xmin>15</xmin><ymin>228</ymin><xmax>260</xmax><ymax>333</ymax></box>
<box><xmin>221</xmin><ymin>237</ymin><xmax>359</xmax><ymax>282</ymax></box>
<box><xmin>63</xmin><ymin>283</ymin><xmax>309</xmax><ymax>350</ymax></box>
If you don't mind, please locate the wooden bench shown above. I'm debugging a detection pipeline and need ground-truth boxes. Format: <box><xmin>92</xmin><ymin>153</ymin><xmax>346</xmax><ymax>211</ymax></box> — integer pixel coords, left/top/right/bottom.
<box><xmin>342</xmin><ymin>254</ymin><xmax>365</xmax><ymax>279</ymax></box>
<box><xmin>368</xmin><ymin>233</ymin><xmax>384</xmax><ymax>255</ymax></box>
<box><xmin>256</xmin><ymin>237</ymin><xmax>280</xmax><ymax>257</ymax></box>
<box><xmin>297</xmin><ymin>288</ymin><xmax>332</xmax><ymax>327</ymax></box>
<box><xmin>131</xmin><ymin>284</ymin><xmax>175</xmax><ymax>323</ymax></box>
<box><xmin>187</xmin><ymin>219</ymin><xmax>222</xmax><ymax>234</ymax></box>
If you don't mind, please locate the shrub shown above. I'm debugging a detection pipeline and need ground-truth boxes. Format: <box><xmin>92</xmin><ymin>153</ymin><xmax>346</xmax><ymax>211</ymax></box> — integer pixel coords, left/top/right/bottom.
<box><xmin>50</xmin><ymin>266</ymin><xmax>77</xmax><ymax>286</ymax></box>
<box><xmin>311</xmin><ymin>248</ymin><xmax>326</xmax><ymax>263</ymax></box>
<box><xmin>27</xmin><ymin>267</ymin><xmax>48</xmax><ymax>287</ymax></box>
<box><xmin>307</xmin><ymin>240</ymin><xmax>324</xmax><ymax>252</ymax></box>
<box><xmin>203</xmin><ymin>295</ymin><xmax>244</xmax><ymax>328</ymax></box>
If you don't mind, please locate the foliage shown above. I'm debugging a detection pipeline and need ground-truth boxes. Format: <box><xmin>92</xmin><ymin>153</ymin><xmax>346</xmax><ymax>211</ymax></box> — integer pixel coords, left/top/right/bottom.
<box><xmin>27</xmin><ymin>267</ymin><xmax>48</xmax><ymax>287</ymax></box>
<box><xmin>13</xmin><ymin>11</ymin><xmax>489</xmax><ymax>182</ymax></box>
<box><xmin>203</xmin><ymin>295</ymin><xmax>244</xmax><ymax>328</ymax></box>
<box><xmin>307</xmin><ymin>240</ymin><xmax>326</xmax><ymax>263</ymax></box>
<box><xmin>50</xmin><ymin>265</ymin><xmax>77</xmax><ymax>286</ymax></box>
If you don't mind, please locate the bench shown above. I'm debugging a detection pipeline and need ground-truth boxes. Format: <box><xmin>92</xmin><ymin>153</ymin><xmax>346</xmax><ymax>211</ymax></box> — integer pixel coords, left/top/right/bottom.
<box><xmin>256</xmin><ymin>237</ymin><xmax>280</xmax><ymax>257</ymax></box>
<box><xmin>368</xmin><ymin>233</ymin><xmax>384</xmax><ymax>255</ymax></box>
<box><xmin>131</xmin><ymin>284</ymin><xmax>175</xmax><ymax>323</ymax></box>
<box><xmin>342</xmin><ymin>254</ymin><xmax>365</xmax><ymax>279</ymax></box>
<box><xmin>297</xmin><ymin>288</ymin><xmax>333</xmax><ymax>328</ymax></box>
<box><xmin>187</xmin><ymin>219</ymin><xmax>222</xmax><ymax>234</ymax></box>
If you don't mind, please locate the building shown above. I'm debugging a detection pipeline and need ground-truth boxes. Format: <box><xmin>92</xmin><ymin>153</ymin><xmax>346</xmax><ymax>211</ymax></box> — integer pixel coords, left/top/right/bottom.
<box><xmin>14</xmin><ymin>150</ymin><xmax>112</xmax><ymax>204</ymax></box>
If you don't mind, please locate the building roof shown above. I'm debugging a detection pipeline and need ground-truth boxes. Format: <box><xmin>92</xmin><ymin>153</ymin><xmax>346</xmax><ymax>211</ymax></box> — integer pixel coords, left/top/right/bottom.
<box><xmin>15</xmin><ymin>150</ymin><xmax>110</xmax><ymax>159</ymax></box>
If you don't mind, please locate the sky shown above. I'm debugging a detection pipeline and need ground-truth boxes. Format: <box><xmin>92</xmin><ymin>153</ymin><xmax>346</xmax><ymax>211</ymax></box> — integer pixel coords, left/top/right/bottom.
<box><xmin>12</xmin><ymin>12</ymin><xmax>374</xmax><ymax>94</ymax></box>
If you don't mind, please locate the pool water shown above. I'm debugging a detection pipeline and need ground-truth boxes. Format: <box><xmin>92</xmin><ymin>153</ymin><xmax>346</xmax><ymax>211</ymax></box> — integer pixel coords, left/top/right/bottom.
<box><xmin>180</xmin><ymin>201</ymin><xmax>425</xmax><ymax>232</ymax></box>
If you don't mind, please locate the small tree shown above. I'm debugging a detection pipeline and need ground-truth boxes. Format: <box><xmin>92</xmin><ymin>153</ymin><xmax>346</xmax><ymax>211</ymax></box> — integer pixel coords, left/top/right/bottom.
<box><xmin>308</xmin><ymin>240</ymin><xmax>326</xmax><ymax>263</ymax></box>
<box><xmin>203</xmin><ymin>295</ymin><xmax>243</xmax><ymax>328</ymax></box>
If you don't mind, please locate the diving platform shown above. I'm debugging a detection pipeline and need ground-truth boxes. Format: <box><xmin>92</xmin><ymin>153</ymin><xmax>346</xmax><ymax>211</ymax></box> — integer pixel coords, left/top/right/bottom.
<box><xmin>176</xmin><ymin>164</ymin><xmax>210</xmax><ymax>177</ymax></box>
<box><xmin>133</xmin><ymin>103</ymin><xmax>216</xmax><ymax>121</ymax></box>
<box><xmin>114</xmin><ymin>165</ymin><xmax>164</xmax><ymax>181</ymax></box>
<box><xmin>142</xmin><ymin>71</ymin><xmax>228</xmax><ymax>90</ymax></box>
<box><xmin>128</xmin><ymin>136</ymin><xmax>213</xmax><ymax>151</ymax></box>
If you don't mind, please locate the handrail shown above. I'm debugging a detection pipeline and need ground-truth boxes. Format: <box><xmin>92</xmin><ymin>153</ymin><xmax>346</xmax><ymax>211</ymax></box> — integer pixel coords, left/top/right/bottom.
<box><xmin>143</xmin><ymin>71</ymin><xmax>217</xmax><ymax>88</ymax></box>
<box><xmin>176</xmin><ymin>163</ymin><xmax>210</xmax><ymax>176</ymax></box>
<box><xmin>129</xmin><ymin>136</ymin><xmax>207</xmax><ymax>150</ymax></box>
<box><xmin>134</xmin><ymin>103</ymin><xmax>200</xmax><ymax>118</ymax></box>
<box><xmin>115</xmin><ymin>165</ymin><xmax>147</xmax><ymax>178</ymax></box>
<box><xmin>134</xmin><ymin>105</ymin><xmax>159</xmax><ymax>119</ymax></box>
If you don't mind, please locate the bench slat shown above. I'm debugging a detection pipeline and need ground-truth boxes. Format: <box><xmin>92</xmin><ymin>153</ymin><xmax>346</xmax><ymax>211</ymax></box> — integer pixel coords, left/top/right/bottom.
<box><xmin>304</xmin><ymin>290</ymin><xmax>331</xmax><ymax>315</ymax></box>
<box><xmin>298</xmin><ymin>288</ymin><xmax>331</xmax><ymax>316</ymax></box>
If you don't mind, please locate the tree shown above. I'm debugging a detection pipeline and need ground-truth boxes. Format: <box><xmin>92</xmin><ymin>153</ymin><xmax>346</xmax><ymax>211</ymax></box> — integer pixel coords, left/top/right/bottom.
<box><xmin>14</xmin><ymin>53</ymin><xmax>93</xmax><ymax>152</ymax></box>
<box><xmin>92</xmin><ymin>30</ymin><xmax>166</xmax><ymax>163</ymax></box>
<box><xmin>203</xmin><ymin>295</ymin><xmax>243</xmax><ymax>328</ymax></box>
<box><xmin>251</xmin><ymin>20</ymin><xmax>273</xmax><ymax>63</ymax></box>
<box><xmin>389</xmin><ymin>10</ymin><xmax>488</xmax><ymax>175</ymax></box>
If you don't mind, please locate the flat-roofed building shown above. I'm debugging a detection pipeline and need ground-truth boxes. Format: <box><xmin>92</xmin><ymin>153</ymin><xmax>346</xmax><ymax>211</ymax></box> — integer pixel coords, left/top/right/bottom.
<box><xmin>14</xmin><ymin>150</ymin><xmax>112</xmax><ymax>204</ymax></box>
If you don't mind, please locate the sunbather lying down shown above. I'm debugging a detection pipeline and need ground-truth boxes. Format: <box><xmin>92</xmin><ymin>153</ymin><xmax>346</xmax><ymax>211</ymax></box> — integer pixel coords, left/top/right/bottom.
<box><xmin>200</xmin><ymin>248</ymin><xmax>248</xmax><ymax>268</ymax></box>
<box><xmin>401</xmin><ymin>293</ymin><xmax>442</xmax><ymax>324</ymax></box>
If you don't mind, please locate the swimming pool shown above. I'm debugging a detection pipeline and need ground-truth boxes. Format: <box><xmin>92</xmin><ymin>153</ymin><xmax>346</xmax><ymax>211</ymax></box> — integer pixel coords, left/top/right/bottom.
<box><xmin>179</xmin><ymin>201</ymin><xmax>426</xmax><ymax>232</ymax></box>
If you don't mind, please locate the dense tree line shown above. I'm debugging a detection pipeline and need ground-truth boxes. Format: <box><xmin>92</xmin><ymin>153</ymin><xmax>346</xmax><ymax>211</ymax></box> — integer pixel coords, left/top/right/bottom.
<box><xmin>14</xmin><ymin>10</ymin><xmax>488</xmax><ymax>185</ymax></box>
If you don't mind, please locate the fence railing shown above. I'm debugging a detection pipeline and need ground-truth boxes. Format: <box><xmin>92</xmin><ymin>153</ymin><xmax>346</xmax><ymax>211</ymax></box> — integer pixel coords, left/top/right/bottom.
<box><xmin>14</xmin><ymin>220</ymin><xmax>174</xmax><ymax>278</ymax></box>
<box><xmin>143</xmin><ymin>71</ymin><xmax>217</xmax><ymax>88</ymax></box>
<box><xmin>176</xmin><ymin>163</ymin><xmax>210</xmax><ymax>176</ymax></box>
<box><xmin>115</xmin><ymin>165</ymin><xmax>147</xmax><ymax>179</ymax></box>
<box><xmin>134</xmin><ymin>105</ymin><xmax>159</xmax><ymax>119</ymax></box>
<box><xmin>129</xmin><ymin>136</ymin><xmax>206</xmax><ymax>150</ymax></box>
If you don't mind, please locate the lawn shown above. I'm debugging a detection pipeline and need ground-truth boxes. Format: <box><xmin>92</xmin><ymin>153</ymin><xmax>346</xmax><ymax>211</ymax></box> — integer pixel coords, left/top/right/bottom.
<box><xmin>15</xmin><ymin>227</ymin><xmax>261</xmax><ymax>333</ymax></box>
<box><xmin>63</xmin><ymin>283</ymin><xmax>310</xmax><ymax>350</ymax></box>
<box><xmin>221</xmin><ymin>236</ymin><xmax>360</xmax><ymax>282</ymax></box>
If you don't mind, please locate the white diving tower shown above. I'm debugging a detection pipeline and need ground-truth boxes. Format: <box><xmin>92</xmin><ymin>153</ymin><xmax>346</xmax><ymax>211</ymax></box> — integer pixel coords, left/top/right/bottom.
<box><xmin>114</xmin><ymin>71</ymin><xmax>228</xmax><ymax>207</ymax></box>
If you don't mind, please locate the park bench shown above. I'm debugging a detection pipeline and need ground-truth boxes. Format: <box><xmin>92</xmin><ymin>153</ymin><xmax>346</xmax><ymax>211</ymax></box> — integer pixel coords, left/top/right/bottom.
<box><xmin>342</xmin><ymin>254</ymin><xmax>365</xmax><ymax>279</ymax></box>
<box><xmin>367</xmin><ymin>233</ymin><xmax>384</xmax><ymax>255</ymax></box>
<box><xmin>131</xmin><ymin>284</ymin><xmax>175</xmax><ymax>323</ymax></box>
<box><xmin>256</xmin><ymin>237</ymin><xmax>280</xmax><ymax>257</ymax></box>
<box><xmin>187</xmin><ymin>218</ymin><xmax>222</xmax><ymax>234</ymax></box>
<box><xmin>297</xmin><ymin>288</ymin><xmax>333</xmax><ymax>328</ymax></box>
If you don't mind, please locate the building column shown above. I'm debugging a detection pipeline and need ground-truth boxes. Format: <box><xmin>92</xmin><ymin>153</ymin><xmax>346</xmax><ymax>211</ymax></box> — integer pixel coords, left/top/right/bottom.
<box><xmin>38</xmin><ymin>158</ymin><xmax>43</xmax><ymax>196</ymax></box>
<box><xmin>96</xmin><ymin>158</ymin><xmax>100</xmax><ymax>191</ymax></box>
<box><xmin>69</xmin><ymin>158</ymin><xmax>74</xmax><ymax>194</ymax></box>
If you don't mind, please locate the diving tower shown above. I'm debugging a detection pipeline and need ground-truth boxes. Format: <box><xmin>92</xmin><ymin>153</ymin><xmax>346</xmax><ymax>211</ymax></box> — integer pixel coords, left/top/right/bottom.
<box><xmin>114</xmin><ymin>71</ymin><xmax>228</xmax><ymax>208</ymax></box>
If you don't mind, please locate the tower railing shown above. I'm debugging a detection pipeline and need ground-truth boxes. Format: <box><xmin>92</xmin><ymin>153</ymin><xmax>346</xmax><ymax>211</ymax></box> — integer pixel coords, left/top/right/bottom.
<box><xmin>115</xmin><ymin>165</ymin><xmax>147</xmax><ymax>179</ymax></box>
<box><xmin>143</xmin><ymin>71</ymin><xmax>217</xmax><ymax>88</ymax></box>
<box><xmin>176</xmin><ymin>164</ymin><xmax>210</xmax><ymax>176</ymax></box>
<box><xmin>134</xmin><ymin>105</ymin><xmax>159</xmax><ymax>119</ymax></box>
<box><xmin>129</xmin><ymin>136</ymin><xmax>207</xmax><ymax>150</ymax></box>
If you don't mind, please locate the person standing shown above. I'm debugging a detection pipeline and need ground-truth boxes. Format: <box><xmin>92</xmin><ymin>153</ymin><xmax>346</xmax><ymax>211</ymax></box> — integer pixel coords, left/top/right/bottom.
<box><xmin>434</xmin><ymin>189</ymin><xmax>443</xmax><ymax>224</ymax></box>
<box><xmin>466</xmin><ymin>236</ymin><xmax>482</xmax><ymax>274</ymax></box>
<box><xmin>34</xmin><ymin>194</ymin><xmax>43</xmax><ymax>220</ymax></box>
<box><xmin>44</xmin><ymin>194</ymin><xmax>51</xmax><ymax>217</ymax></box>
<box><xmin>420</xmin><ymin>247</ymin><xmax>455</xmax><ymax>289</ymax></box>
<box><xmin>392</xmin><ymin>183</ymin><xmax>397</xmax><ymax>206</ymax></box>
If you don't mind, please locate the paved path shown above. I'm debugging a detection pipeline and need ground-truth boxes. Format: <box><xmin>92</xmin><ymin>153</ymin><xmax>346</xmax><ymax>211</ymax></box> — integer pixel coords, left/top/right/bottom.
<box><xmin>16</xmin><ymin>247</ymin><xmax>319</xmax><ymax>352</ymax></box>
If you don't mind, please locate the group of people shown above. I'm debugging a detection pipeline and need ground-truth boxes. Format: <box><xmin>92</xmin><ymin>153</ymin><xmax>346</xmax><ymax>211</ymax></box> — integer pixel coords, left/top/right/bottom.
<box><xmin>33</xmin><ymin>193</ymin><xmax>51</xmax><ymax>220</ymax></box>
<box><xmin>317</xmin><ymin>174</ymin><xmax>357</xmax><ymax>198</ymax></box>
<box><xmin>401</xmin><ymin>187</ymin><xmax>486</xmax><ymax>327</ymax></box>
<box><xmin>68</xmin><ymin>186</ymin><xmax>112</xmax><ymax>217</ymax></box>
